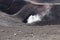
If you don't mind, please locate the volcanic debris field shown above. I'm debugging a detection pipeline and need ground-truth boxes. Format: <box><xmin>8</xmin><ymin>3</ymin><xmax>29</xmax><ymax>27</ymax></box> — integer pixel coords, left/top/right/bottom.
<box><xmin>0</xmin><ymin>9</ymin><xmax>60</xmax><ymax>40</ymax></box>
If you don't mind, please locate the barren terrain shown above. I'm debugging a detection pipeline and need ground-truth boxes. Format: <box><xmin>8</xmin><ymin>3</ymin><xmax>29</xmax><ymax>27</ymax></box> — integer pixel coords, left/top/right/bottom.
<box><xmin>0</xmin><ymin>11</ymin><xmax>60</xmax><ymax>40</ymax></box>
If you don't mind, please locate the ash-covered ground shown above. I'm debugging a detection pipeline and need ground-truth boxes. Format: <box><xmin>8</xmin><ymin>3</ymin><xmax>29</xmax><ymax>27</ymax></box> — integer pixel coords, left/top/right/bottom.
<box><xmin>0</xmin><ymin>11</ymin><xmax>60</xmax><ymax>40</ymax></box>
